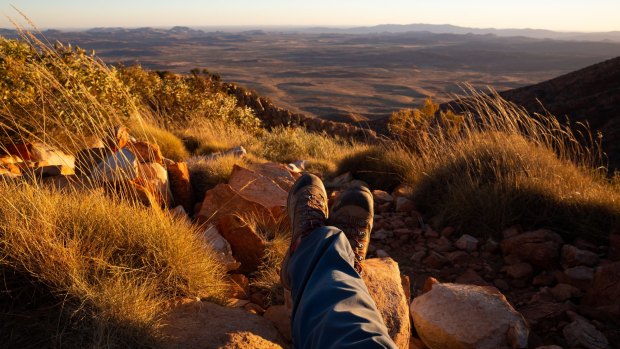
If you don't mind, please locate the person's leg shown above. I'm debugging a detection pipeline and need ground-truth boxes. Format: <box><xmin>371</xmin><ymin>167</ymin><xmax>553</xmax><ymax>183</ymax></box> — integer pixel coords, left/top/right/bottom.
<box><xmin>287</xmin><ymin>225</ymin><xmax>396</xmax><ymax>349</ymax></box>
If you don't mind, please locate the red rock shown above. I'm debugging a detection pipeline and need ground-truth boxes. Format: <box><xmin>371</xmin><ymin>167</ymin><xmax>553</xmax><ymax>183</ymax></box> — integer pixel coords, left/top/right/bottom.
<box><xmin>505</xmin><ymin>263</ymin><xmax>534</xmax><ymax>279</ymax></box>
<box><xmin>244</xmin><ymin>302</ymin><xmax>266</xmax><ymax>315</ymax></box>
<box><xmin>251</xmin><ymin>162</ymin><xmax>300</xmax><ymax>192</ymax></box>
<box><xmin>561</xmin><ymin>244</ymin><xmax>600</xmax><ymax>268</ymax></box>
<box><xmin>4</xmin><ymin>142</ymin><xmax>32</xmax><ymax>161</ymax></box>
<box><xmin>424</xmin><ymin>251</ymin><xmax>448</xmax><ymax>269</ymax></box>
<box><xmin>264</xmin><ymin>305</ymin><xmax>291</xmax><ymax>342</ymax></box>
<box><xmin>167</xmin><ymin>161</ymin><xmax>195</xmax><ymax>213</ymax></box>
<box><xmin>422</xmin><ymin>277</ymin><xmax>440</xmax><ymax>294</ymax></box>
<box><xmin>218</xmin><ymin>215</ymin><xmax>266</xmax><ymax>274</ymax></box>
<box><xmin>196</xmin><ymin>183</ymin><xmax>274</xmax><ymax>226</ymax></box>
<box><xmin>583</xmin><ymin>261</ymin><xmax>620</xmax><ymax>321</ymax></box>
<box><xmin>201</xmin><ymin>225</ymin><xmax>240</xmax><ymax>272</ymax></box>
<box><xmin>455</xmin><ymin>234</ymin><xmax>479</xmax><ymax>252</ymax></box>
<box><xmin>125</xmin><ymin>140</ymin><xmax>164</xmax><ymax>164</ymax></box>
<box><xmin>532</xmin><ymin>272</ymin><xmax>556</xmax><ymax>286</ymax></box>
<box><xmin>395</xmin><ymin>197</ymin><xmax>415</xmax><ymax>212</ymax></box>
<box><xmin>549</xmin><ymin>283</ymin><xmax>581</xmax><ymax>302</ymax></box>
<box><xmin>562</xmin><ymin>266</ymin><xmax>594</xmax><ymax>290</ymax></box>
<box><xmin>519</xmin><ymin>301</ymin><xmax>573</xmax><ymax>327</ymax></box>
<box><xmin>227</xmin><ymin>274</ymin><xmax>250</xmax><ymax>299</ymax></box>
<box><xmin>455</xmin><ymin>269</ymin><xmax>488</xmax><ymax>286</ymax></box>
<box><xmin>228</xmin><ymin>165</ymin><xmax>288</xmax><ymax>217</ymax></box>
<box><xmin>446</xmin><ymin>251</ymin><xmax>469</xmax><ymax>265</ymax></box>
<box><xmin>135</xmin><ymin>162</ymin><xmax>172</xmax><ymax>207</ymax></box>
<box><xmin>500</xmin><ymin>229</ymin><xmax>564</xmax><ymax>268</ymax></box>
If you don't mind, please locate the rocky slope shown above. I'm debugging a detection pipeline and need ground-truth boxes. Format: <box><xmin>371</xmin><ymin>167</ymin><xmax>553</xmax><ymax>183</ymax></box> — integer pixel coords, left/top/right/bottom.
<box><xmin>499</xmin><ymin>56</ymin><xmax>620</xmax><ymax>169</ymax></box>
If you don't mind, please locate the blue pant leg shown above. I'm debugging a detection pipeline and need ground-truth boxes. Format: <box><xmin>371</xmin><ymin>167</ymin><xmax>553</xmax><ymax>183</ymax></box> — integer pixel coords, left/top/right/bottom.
<box><xmin>287</xmin><ymin>226</ymin><xmax>397</xmax><ymax>349</ymax></box>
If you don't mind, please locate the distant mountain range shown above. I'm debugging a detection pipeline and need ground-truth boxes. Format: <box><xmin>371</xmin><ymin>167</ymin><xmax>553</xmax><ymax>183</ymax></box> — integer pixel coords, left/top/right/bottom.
<box><xmin>1</xmin><ymin>24</ymin><xmax>619</xmax><ymax>43</ymax></box>
<box><xmin>300</xmin><ymin>24</ymin><xmax>620</xmax><ymax>43</ymax></box>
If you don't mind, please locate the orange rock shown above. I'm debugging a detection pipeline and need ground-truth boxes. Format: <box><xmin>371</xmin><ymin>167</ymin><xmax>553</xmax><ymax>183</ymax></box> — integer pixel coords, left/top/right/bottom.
<box><xmin>160</xmin><ymin>299</ymin><xmax>284</xmax><ymax>349</ymax></box>
<box><xmin>251</xmin><ymin>162</ymin><xmax>301</xmax><ymax>192</ymax></box>
<box><xmin>167</xmin><ymin>161</ymin><xmax>195</xmax><ymax>213</ymax></box>
<box><xmin>196</xmin><ymin>183</ymin><xmax>274</xmax><ymax>227</ymax></box>
<box><xmin>422</xmin><ymin>277</ymin><xmax>440</xmax><ymax>294</ymax></box>
<box><xmin>125</xmin><ymin>140</ymin><xmax>164</xmax><ymax>164</ymax></box>
<box><xmin>218</xmin><ymin>215</ymin><xmax>266</xmax><ymax>274</ymax></box>
<box><xmin>227</xmin><ymin>273</ymin><xmax>250</xmax><ymax>299</ymax></box>
<box><xmin>135</xmin><ymin>162</ymin><xmax>172</xmax><ymax>207</ymax></box>
<box><xmin>362</xmin><ymin>258</ymin><xmax>411</xmax><ymax>349</ymax></box>
<box><xmin>228</xmin><ymin>165</ymin><xmax>287</xmax><ymax>217</ymax></box>
<box><xmin>5</xmin><ymin>142</ymin><xmax>32</xmax><ymax>161</ymax></box>
<box><xmin>263</xmin><ymin>305</ymin><xmax>292</xmax><ymax>342</ymax></box>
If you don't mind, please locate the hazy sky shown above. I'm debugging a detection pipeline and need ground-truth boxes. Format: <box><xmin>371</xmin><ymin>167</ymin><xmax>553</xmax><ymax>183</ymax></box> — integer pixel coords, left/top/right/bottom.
<box><xmin>1</xmin><ymin>0</ymin><xmax>619</xmax><ymax>32</ymax></box>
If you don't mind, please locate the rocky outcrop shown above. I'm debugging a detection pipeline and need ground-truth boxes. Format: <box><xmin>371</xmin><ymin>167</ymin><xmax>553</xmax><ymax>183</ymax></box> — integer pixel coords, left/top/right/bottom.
<box><xmin>160</xmin><ymin>299</ymin><xmax>285</xmax><ymax>349</ymax></box>
<box><xmin>222</xmin><ymin>82</ymin><xmax>380</xmax><ymax>142</ymax></box>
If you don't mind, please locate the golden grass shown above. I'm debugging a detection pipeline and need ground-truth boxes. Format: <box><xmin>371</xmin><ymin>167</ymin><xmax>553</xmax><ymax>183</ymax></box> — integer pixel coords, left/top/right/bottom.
<box><xmin>236</xmin><ymin>212</ymin><xmax>290</xmax><ymax>307</ymax></box>
<box><xmin>128</xmin><ymin>119</ymin><xmax>189</xmax><ymax>161</ymax></box>
<box><xmin>395</xmin><ymin>90</ymin><xmax>620</xmax><ymax>242</ymax></box>
<box><xmin>0</xmin><ymin>183</ymin><xmax>228</xmax><ymax>347</ymax></box>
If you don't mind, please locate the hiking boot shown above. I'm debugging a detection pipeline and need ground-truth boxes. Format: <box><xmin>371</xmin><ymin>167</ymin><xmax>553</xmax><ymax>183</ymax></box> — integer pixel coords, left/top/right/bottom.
<box><xmin>280</xmin><ymin>173</ymin><xmax>329</xmax><ymax>290</ymax></box>
<box><xmin>327</xmin><ymin>185</ymin><xmax>373</xmax><ymax>274</ymax></box>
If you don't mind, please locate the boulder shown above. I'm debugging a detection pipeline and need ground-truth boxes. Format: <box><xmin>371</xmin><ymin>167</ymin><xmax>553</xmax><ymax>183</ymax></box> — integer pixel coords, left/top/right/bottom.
<box><xmin>227</xmin><ymin>165</ymin><xmax>288</xmax><ymax>217</ymax></box>
<box><xmin>201</xmin><ymin>225</ymin><xmax>241</xmax><ymax>272</ymax></box>
<box><xmin>361</xmin><ymin>258</ymin><xmax>411</xmax><ymax>349</ymax></box>
<box><xmin>583</xmin><ymin>261</ymin><xmax>620</xmax><ymax>322</ymax></box>
<box><xmin>410</xmin><ymin>283</ymin><xmax>529</xmax><ymax>349</ymax></box>
<box><xmin>562</xmin><ymin>266</ymin><xmax>594</xmax><ymax>289</ymax></box>
<box><xmin>500</xmin><ymin>229</ymin><xmax>564</xmax><ymax>268</ymax></box>
<box><xmin>125</xmin><ymin>140</ymin><xmax>164</xmax><ymax>164</ymax></box>
<box><xmin>196</xmin><ymin>183</ymin><xmax>274</xmax><ymax>226</ymax></box>
<box><xmin>561</xmin><ymin>245</ymin><xmax>600</xmax><ymax>268</ymax></box>
<box><xmin>160</xmin><ymin>299</ymin><xmax>284</xmax><ymax>349</ymax></box>
<box><xmin>167</xmin><ymin>161</ymin><xmax>195</xmax><ymax>213</ymax></box>
<box><xmin>562</xmin><ymin>312</ymin><xmax>609</xmax><ymax>349</ymax></box>
<box><xmin>218</xmin><ymin>214</ymin><xmax>266</xmax><ymax>274</ymax></box>
<box><xmin>136</xmin><ymin>162</ymin><xmax>172</xmax><ymax>207</ymax></box>
<box><xmin>93</xmin><ymin>148</ymin><xmax>138</xmax><ymax>183</ymax></box>
<box><xmin>251</xmin><ymin>162</ymin><xmax>300</xmax><ymax>192</ymax></box>
<box><xmin>263</xmin><ymin>305</ymin><xmax>291</xmax><ymax>342</ymax></box>
<box><xmin>227</xmin><ymin>274</ymin><xmax>250</xmax><ymax>300</ymax></box>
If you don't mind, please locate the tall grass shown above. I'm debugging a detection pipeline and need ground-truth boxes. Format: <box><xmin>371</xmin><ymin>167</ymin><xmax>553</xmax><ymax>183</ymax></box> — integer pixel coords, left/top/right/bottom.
<box><xmin>396</xmin><ymin>89</ymin><xmax>620</xmax><ymax>242</ymax></box>
<box><xmin>0</xmin><ymin>183</ymin><xmax>228</xmax><ymax>347</ymax></box>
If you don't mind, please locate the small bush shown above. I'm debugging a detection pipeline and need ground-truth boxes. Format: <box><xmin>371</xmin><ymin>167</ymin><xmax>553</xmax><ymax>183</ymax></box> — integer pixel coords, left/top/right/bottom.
<box><xmin>129</xmin><ymin>120</ymin><xmax>189</xmax><ymax>161</ymax></box>
<box><xmin>187</xmin><ymin>154</ymin><xmax>248</xmax><ymax>202</ymax></box>
<box><xmin>336</xmin><ymin>145</ymin><xmax>411</xmax><ymax>190</ymax></box>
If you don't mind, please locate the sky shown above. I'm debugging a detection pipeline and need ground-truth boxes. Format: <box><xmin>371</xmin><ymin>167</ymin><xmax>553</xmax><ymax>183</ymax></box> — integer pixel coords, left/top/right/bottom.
<box><xmin>1</xmin><ymin>0</ymin><xmax>619</xmax><ymax>32</ymax></box>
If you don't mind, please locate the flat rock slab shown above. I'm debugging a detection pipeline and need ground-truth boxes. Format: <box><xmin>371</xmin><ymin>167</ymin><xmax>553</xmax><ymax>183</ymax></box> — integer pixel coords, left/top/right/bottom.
<box><xmin>362</xmin><ymin>257</ymin><xmax>411</xmax><ymax>349</ymax></box>
<box><xmin>228</xmin><ymin>165</ymin><xmax>287</xmax><ymax>216</ymax></box>
<box><xmin>160</xmin><ymin>299</ymin><xmax>285</xmax><ymax>349</ymax></box>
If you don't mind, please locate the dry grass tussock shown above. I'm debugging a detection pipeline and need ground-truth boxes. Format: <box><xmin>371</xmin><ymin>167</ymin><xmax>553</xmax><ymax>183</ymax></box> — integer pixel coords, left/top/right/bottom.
<box><xmin>0</xmin><ymin>183</ymin><xmax>228</xmax><ymax>348</ymax></box>
<box><xmin>395</xmin><ymin>89</ymin><xmax>620</xmax><ymax>242</ymax></box>
<box><xmin>236</xmin><ymin>212</ymin><xmax>290</xmax><ymax>307</ymax></box>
